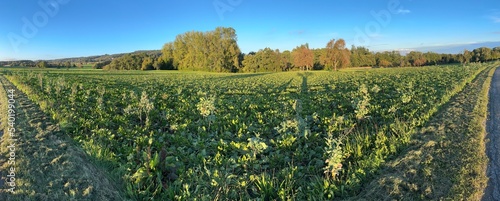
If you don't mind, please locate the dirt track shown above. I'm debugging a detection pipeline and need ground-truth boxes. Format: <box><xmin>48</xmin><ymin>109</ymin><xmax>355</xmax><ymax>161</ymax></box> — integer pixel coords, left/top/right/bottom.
<box><xmin>484</xmin><ymin>67</ymin><xmax>500</xmax><ymax>201</ymax></box>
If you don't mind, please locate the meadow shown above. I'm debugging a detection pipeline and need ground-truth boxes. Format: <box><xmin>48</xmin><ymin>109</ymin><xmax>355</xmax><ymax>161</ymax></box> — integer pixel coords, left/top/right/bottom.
<box><xmin>0</xmin><ymin>63</ymin><xmax>495</xmax><ymax>200</ymax></box>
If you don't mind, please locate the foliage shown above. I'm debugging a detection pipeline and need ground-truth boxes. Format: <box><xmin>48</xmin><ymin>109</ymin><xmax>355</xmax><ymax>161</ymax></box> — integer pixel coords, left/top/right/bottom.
<box><xmin>241</xmin><ymin>48</ymin><xmax>283</xmax><ymax>72</ymax></box>
<box><xmin>350</xmin><ymin>46</ymin><xmax>376</xmax><ymax>67</ymax></box>
<box><xmin>4</xmin><ymin>64</ymin><xmax>486</xmax><ymax>199</ymax></box>
<box><xmin>103</xmin><ymin>53</ymin><xmax>158</xmax><ymax>70</ymax></box>
<box><xmin>323</xmin><ymin>39</ymin><xmax>351</xmax><ymax>71</ymax></box>
<box><xmin>37</xmin><ymin>61</ymin><xmax>48</xmax><ymax>68</ymax></box>
<box><xmin>167</xmin><ymin>27</ymin><xmax>241</xmax><ymax>72</ymax></box>
<box><xmin>460</xmin><ymin>49</ymin><xmax>473</xmax><ymax>66</ymax></box>
<box><xmin>292</xmin><ymin>44</ymin><xmax>314</xmax><ymax>71</ymax></box>
<box><xmin>93</xmin><ymin>61</ymin><xmax>111</xmax><ymax>69</ymax></box>
<box><xmin>407</xmin><ymin>51</ymin><xmax>427</xmax><ymax>67</ymax></box>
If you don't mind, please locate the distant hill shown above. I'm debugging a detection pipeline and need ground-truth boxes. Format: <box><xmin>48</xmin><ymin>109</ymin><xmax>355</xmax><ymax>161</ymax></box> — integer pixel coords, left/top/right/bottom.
<box><xmin>48</xmin><ymin>50</ymin><xmax>162</xmax><ymax>64</ymax></box>
<box><xmin>413</xmin><ymin>41</ymin><xmax>500</xmax><ymax>54</ymax></box>
<box><xmin>0</xmin><ymin>50</ymin><xmax>162</xmax><ymax>68</ymax></box>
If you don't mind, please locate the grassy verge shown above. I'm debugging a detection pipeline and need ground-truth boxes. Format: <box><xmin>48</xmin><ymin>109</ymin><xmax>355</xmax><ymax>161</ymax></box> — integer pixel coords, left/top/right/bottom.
<box><xmin>0</xmin><ymin>75</ymin><xmax>127</xmax><ymax>200</ymax></box>
<box><xmin>348</xmin><ymin>62</ymin><xmax>498</xmax><ymax>200</ymax></box>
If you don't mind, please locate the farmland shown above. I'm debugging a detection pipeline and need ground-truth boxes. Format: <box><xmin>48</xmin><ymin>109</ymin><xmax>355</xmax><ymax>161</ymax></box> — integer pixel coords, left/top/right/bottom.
<box><xmin>0</xmin><ymin>63</ymin><xmax>497</xmax><ymax>200</ymax></box>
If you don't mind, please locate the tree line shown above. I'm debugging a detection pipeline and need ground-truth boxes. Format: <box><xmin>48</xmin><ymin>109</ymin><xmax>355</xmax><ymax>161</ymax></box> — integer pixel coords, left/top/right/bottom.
<box><xmin>3</xmin><ymin>27</ymin><xmax>500</xmax><ymax>71</ymax></box>
<box><xmin>0</xmin><ymin>60</ymin><xmax>79</xmax><ymax>68</ymax></box>
<box><xmin>99</xmin><ymin>27</ymin><xmax>500</xmax><ymax>72</ymax></box>
<box><xmin>98</xmin><ymin>52</ymin><xmax>165</xmax><ymax>70</ymax></box>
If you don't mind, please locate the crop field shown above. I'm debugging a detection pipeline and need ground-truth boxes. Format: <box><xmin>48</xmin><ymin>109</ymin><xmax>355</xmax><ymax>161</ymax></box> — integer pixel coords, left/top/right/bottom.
<box><xmin>0</xmin><ymin>64</ymin><xmax>494</xmax><ymax>200</ymax></box>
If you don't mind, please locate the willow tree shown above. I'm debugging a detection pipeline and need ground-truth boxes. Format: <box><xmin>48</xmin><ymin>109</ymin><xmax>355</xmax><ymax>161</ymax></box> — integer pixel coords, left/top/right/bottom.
<box><xmin>168</xmin><ymin>27</ymin><xmax>241</xmax><ymax>72</ymax></box>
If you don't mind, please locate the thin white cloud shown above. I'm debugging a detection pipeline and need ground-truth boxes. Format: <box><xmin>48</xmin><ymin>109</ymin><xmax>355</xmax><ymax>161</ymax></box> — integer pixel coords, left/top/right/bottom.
<box><xmin>396</xmin><ymin>48</ymin><xmax>415</xmax><ymax>51</ymax></box>
<box><xmin>491</xmin><ymin>16</ymin><xmax>500</xmax><ymax>23</ymax></box>
<box><xmin>396</xmin><ymin>9</ymin><xmax>411</xmax><ymax>14</ymax></box>
<box><xmin>488</xmin><ymin>10</ymin><xmax>500</xmax><ymax>23</ymax></box>
<box><xmin>289</xmin><ymin>30</ymin><xmax>306</xmax><ymax>35</ymax></box>
<box><xmin>2</xmin><ymin>58</ymin><xmax>18</xmax><ymax>61</ymax></box>
<box><xmin>395</xmin><ymin>48</ymin><xmax>415</xmax><ymax>55</ymax></box>
<box><xmin>420</xmin><ymin>41</ymin><xmax>479</xmax><ymax>48</ymax></box>
<box><xmin>368</xmin><ymin>33</ymin><xmax>385</xmax><ymax>39</ymax></box>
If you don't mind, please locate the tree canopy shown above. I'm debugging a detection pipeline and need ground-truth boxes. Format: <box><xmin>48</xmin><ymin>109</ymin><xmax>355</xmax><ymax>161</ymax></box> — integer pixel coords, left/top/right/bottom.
<box><xmin>165</xmin><ymin>27</ymin><xmax>241</xmax><ymax>72</ymax></box>
<box><xmin>292</xmin><ymin>44</ymin><xmax>314</xmax><ymax>71</ymax></box>
<box><xmin>5</xmin><ymin>27</ymin><xmax>499</xmax><ymax>72</ymax></box>
<box><xmin>322</xmin><ymin>39</ymin><xmax>350</xmax><ymax>71</ymax></box>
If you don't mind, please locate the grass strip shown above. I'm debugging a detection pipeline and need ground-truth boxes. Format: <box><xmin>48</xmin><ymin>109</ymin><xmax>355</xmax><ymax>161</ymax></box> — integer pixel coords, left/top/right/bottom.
<box><xmin>348</xmin><ymin>62</ymin><xmax>498</xmax><ymax>200</ymax></box>
<box><xmin>0</xmin><ymin>75</ymin><xmax>127</xmax><ymax>200</ymax></box>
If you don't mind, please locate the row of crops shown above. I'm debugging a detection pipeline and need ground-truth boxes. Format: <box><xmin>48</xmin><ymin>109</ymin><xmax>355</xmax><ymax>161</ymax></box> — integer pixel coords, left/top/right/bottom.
<box><xmin>2</xmin><ymin>65</ymin><xmax>487</xmax><ymax>200</ymax></box>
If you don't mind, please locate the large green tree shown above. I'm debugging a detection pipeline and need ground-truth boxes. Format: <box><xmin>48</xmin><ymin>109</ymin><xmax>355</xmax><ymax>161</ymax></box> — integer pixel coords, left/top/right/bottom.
<box><xmin>37</xmin><ymin>61</ymin><xmax>48</xmax><ymax>68</ymax></box>
<box><xmin>375</xmin><ymin>51</ymin><xmax>404</xmax><ymax>67</ymax></box>
<box><xmin>141</xmin><ymin>57</ymin><xmax>154</xmax><ymax>70</ymax></box>
<box><xmin>423</xmin><ymin>52</ymin><xmax>440</xmax><ymax>65</ymax></box>
<box><xmin>160</xmin><ymin>42</ymin><xmax>176</xmax><ymax>70</ymax></box>
<box><xmin>350</xmin><ymin>46</ymin><xmax>376</xmax><ymax>67</ymax></box>
<box><xmin>472</xmin><ymin>47</ymin><xmax>492</xmax><ymax>63</ymax></box>
<box><xmin>103</xmin><ymin>53</ymin><xmax>156</xmax><ymax>70</ymax></box>
<box><xmin>460</xmin><ymin>49</ymin><xmax>472</xmax><ymax>66</ymax></box>
<box><xmin>493</xmin><ymin>47</ymin><xmax>500</xmax><ymax>60</ymax></box>
<box><xmin>170</xmin><ymin>27</ymin><xmax>241</xmax><ymax>72</ymax></box>
<box><xmin>407</xmin><ymin>51</ymin><xmax>427</xmax><ymax>67</ymax></box>
<box><xmin>280</xmin><ymin>50</ymin><xmax>293</xmax><ymax>71</ymax></box>
<box><xmin>242</xmin><ymin>53</ymin><xmax>258</xmax><ymax>72</ymax></box>
<box><xmin>241</xmin><ymin>48</ymin><xmax>283</xmax><ymax>72</ymax></box>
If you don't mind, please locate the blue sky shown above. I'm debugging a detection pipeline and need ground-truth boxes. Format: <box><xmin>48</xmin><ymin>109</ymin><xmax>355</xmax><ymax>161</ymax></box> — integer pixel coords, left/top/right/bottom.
<box><xmin>0</xmin><ymin>0</ymin><xmax>499</xmax><ymax>60</ymax></box>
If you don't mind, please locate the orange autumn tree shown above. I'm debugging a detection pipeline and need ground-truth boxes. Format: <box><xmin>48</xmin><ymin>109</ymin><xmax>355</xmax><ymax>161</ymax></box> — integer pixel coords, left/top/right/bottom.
<box><xmin>292</xmin><ymin>44</ymin><xmax>314</xmax><ymax>71</ymax></box>
<box><xmin>323</xmin><ymin>38</ymin><xmax>351</xmax><ymax>71</ymax></box>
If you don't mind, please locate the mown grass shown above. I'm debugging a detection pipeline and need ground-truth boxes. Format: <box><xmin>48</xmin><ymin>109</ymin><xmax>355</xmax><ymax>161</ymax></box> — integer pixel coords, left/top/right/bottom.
<box><xmin>349</xmin><ymin>62</ymin><xmax>498</xmax><ymax>200</ymax></box>
<box><xmin>0</xmin><ymin>75</ymin><xmax>127</xmax><ymax>200</ymax></box>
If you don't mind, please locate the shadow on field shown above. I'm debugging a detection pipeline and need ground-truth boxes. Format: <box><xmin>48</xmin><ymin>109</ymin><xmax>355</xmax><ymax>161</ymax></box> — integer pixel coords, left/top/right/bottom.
<box><xmin>276</xmin><ymin>78</ymin><xmax>294</xmax><ymax>94</ymax></box>
<box><xmin>214</xmin><ymin>72</ymin><xmax>270</xmax><ymax>81</ymax></box>
<box><xmin>298</xmin><ymin>72</ymin><xmax>312</xmax><ymax>94</ymax></box>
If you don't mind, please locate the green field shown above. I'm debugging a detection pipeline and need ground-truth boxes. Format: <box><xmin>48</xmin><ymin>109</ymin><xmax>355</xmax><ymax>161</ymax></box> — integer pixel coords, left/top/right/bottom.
<box><xmin>0</xmin><ymin>63</ymin><xmax>496</xmax><ymax>200</ymax></box>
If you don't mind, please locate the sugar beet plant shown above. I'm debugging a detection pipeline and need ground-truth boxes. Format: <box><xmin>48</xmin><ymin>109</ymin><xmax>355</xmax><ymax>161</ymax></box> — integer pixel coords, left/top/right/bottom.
<box><xmin>4</xmin><ymin>64</ymin><xmax>487</xmax><ymax>200</ymax></box>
